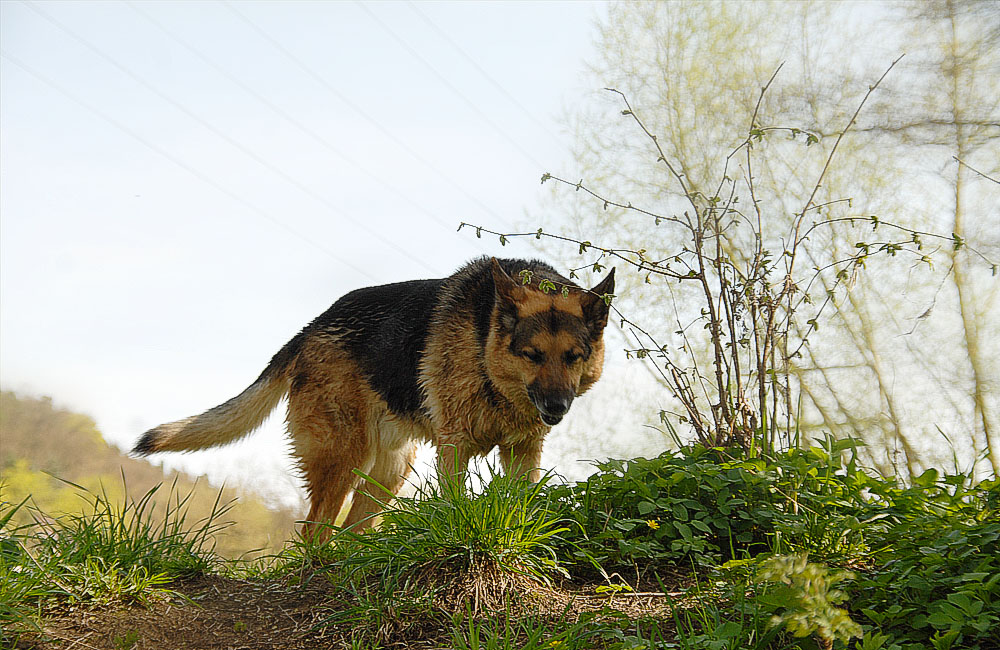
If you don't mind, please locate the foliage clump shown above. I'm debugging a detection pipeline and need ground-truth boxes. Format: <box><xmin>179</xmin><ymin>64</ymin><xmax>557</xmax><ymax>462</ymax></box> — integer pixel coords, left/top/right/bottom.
<box><xmin>758</xmin><ymin>553</ymin><xmax>861</xmax><ymax>648</ymax></box>
<box><xmin>540</xmin><ymin>444</ymin><xmax>1000</xmax><ymax>649</ymax></box>
<box><xmin>5</xmin><ymin>438</ymin><xmax>998</xmax><ymax>649</ymax></box>
<box><xmin>1</xmin><ymin>479</ymin><xmax>229</xmax><ymax>645</ymax></box>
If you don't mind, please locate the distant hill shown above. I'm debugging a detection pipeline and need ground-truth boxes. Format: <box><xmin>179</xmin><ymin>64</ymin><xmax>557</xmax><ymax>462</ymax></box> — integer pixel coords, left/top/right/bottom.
<box><xmin>0</xmin><ymin>391</ymin><xmax>299</xmax><ymax>557</ymax></box>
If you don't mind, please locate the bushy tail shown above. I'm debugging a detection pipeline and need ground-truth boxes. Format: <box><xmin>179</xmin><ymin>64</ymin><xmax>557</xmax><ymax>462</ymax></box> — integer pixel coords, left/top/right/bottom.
<box><xmin>132</xmin><ymin>336</ymin><xmax>300</xmax><ymax>455</ymax></box>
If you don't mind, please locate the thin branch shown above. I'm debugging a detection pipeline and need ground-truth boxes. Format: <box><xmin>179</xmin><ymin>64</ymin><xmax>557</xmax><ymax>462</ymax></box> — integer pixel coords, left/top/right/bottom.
<box><xmin>605</xmin><ymin>87</ymin><xmax>697</xmax><ymax>213</ymax></box>
<box><xmin>541</xmin><ymin>173</ymin><xmax>687</xmax><ymax>228</ymax></box>
<box><xmin>788</xmin><ymin>55</ymin><xmax>905</xmax><ymax>277</ymax></box>
<box><xmin>954</xmin><ymin>156</ymin><xmax>1000</xmax><ymax>185</ymax></box>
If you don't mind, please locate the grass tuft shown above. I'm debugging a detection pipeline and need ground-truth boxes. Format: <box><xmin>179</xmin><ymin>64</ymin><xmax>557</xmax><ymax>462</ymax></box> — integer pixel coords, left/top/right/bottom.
<box><xmin>36</xmin><ymin>474</ymin><xmax>232</xmax><ymax>577</ymax></box>
<box><xmin>1</xmin><ymin>475</ymin><xmax>232</xmax><ymax>646</ymax></box>
<box><xmin>330</xmin><ymin>466</ymin><xmax>569</xmax><ymax>604</ymax></box>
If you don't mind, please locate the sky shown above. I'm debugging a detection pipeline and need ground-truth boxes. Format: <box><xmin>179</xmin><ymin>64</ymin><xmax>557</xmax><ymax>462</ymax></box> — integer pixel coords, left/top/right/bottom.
<box><xmin>1</xmin><ymin>1</ymin><xmax>672</xmax><ymax>508</ymax></box>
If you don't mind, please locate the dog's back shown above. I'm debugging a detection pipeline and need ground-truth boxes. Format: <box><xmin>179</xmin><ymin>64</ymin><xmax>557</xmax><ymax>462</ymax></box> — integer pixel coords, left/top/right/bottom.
<box><xmin>308</xmin><ymin>278</ymin><xmax>445</xmax><ymax>417</ymax></box>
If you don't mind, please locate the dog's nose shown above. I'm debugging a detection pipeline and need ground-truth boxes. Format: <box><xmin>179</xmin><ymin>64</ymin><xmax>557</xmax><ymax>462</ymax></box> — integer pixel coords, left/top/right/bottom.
<box><xmin>542</xmin><ymin>394</ymin><xmax>572</xmax><ymax>417</ymax></box>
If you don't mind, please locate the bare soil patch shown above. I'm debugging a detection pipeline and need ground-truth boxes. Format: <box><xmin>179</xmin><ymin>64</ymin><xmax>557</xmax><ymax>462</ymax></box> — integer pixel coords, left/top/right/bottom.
<box><xmin>15</xmin><ymin>575</ymin><xmax>341</xmax><ymax>650</ymax></box>
<box><xmin>13</xmin><ymin>568</ymin><xmax>693</xmax><ymax>650</ymax></box>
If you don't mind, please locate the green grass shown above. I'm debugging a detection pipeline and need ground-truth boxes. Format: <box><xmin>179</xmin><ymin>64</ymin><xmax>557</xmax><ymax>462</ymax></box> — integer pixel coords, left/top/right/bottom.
<box><xmin>449</xmin><ymin>606</ymin><xmax>676</xmax><ymax>650</ymax></box>
<box><xmin>275</xmin><ymin>465</ymin><xmax>579</xmax><ymax>647</ymax></box>
<box><xmin>35</xmin><ymin>475</ymin><xmax>230</xmax><ymax>576</ymax></box>
<box><xmin>3</xmin><ymin>442</ymin><xmax>998</xmax><ymax>650</ymax></box>
<box><xmin>1</xmin><ymin>475</ymin><xmax>231</xmax><ymax>644</ymax></box>
<box><xmin>324</xmin><ymin>466</ymin><xmax>570</xmax><ymax>583</ymax></box>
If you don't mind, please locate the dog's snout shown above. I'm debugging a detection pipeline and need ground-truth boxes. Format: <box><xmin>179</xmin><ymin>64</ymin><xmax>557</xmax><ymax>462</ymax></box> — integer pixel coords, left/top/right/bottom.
<box><xmin>529</xmin><ymin>385</ymin><xmax>575</xmax><ymax>426</ymax></box>
<box><xmin>542</xmin><ymin>394</ymin><xmax>572</xmax><ymax>417</ymax></box>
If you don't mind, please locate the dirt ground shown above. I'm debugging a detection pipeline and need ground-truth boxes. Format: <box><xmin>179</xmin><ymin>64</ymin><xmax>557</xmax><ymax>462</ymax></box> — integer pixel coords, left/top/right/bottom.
<box><xmin>13</xmin><ymin>570</ymin><xmax>692</xmax><ymax>650</ymax></box>
<box><xmin>14</xmin><ymin>575</ymin><xmax>343</xmax><ymax>650</ymax></box>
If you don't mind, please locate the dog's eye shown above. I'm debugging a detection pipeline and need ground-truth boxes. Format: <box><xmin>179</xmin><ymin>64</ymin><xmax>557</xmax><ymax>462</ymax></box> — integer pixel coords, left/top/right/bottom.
<box><xmin>522</xmin><ymin>349</ymin><xmax>545</xmax><ymax>364</ymax></box>
<box><xmin>564</xmin><ymin>351</ymin><xmax>583</xmax><ymax>364</ymax></box>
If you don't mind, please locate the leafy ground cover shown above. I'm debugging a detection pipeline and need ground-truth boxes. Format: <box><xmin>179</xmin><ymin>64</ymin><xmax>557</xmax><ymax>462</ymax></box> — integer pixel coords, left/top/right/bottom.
<box><xmin>2</xmin><ymin>441</ymin><xmax>998</xmax><ymax>650</ymax></box>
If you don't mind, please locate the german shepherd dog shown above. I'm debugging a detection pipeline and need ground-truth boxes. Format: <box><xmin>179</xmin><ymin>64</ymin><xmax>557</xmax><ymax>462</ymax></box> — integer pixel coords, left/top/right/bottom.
<box><xmin>133</xmin><ymin>257</ymin><xmax>615</xmax><ymax>536</ymax></box>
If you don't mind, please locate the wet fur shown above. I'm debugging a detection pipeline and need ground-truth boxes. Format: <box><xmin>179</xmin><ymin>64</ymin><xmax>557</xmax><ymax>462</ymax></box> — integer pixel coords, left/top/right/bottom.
<box><xmin>133</xmin><ymin>257</ymin><xmax>614</xmax><ymax>537</ymax></box>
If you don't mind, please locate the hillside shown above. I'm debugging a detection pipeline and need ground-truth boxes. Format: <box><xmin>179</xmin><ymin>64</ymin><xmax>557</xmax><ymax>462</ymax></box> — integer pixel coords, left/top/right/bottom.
<box><xmin>0</xmin><ymin>391</ymin><xmax>299</xmax><ymax>558</ymax></box>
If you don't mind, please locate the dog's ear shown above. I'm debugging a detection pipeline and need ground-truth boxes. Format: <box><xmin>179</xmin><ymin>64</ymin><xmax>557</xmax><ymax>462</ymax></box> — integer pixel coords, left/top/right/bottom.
<box><xmin>581</xmin><ymin>268</ymin><xmax>615</xmax><ymax>333</ymax></box>
<box><xmin>491</xmin><ymin>258</ymin><xmax>526</xmax><ymax>305</ymax></box>
<box><xmin>491</xmin><ymin>258</ymin><xmax>524</xmax><ymax>331</ymax></box>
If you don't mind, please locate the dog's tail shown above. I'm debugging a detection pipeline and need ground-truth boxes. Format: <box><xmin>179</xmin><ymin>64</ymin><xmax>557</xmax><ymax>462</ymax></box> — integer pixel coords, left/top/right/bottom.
<box><xmin>132</xmin><ymin>335</ymin><xmax>302</xmax><ymax>456</ymax></box>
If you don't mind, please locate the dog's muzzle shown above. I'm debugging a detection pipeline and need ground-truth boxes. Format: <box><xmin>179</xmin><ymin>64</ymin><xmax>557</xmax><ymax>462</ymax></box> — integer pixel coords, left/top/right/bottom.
<box><xmin>530</xmin><ymin>390</ymin><xmax>574</xmax><ymax>426</ymax></box>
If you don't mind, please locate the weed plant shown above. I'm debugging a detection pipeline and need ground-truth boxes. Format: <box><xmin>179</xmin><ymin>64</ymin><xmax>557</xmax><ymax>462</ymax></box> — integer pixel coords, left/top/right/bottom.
<box><xmin>292</xmin><ymin>466</ymin><xmax>575</xmax><ymax>646</ymax></box>
<box><xmin>544</xmin><ymin>436</ymin><xmax>878</xmax><ymax>577</ymax></box>
<box><xmin>34</xmin><ymin>477</ymin><xmax>230</xmax><ymax>576</ymax></box>
<box><xmin>1</xmin><ymin>496</ymin><xmax>57</xmax><ymax>634</ymax></box>
<box><xmin>664</xmin><ymin>576</ymin><xmax>789</xmax><ymax>650</ymax></box>
<box><xmin>314</xmin><ymin>466</ymin><xmax>570</xmax><ymax>587</ymax></box>
<box><xmin>541</xmin><ymin>440</ymin><xmax>999</xmax><ymax>649</ymax></box>
<box><xmin>848</xmin><ymin>476</ymin><xmax>1000</xmax><ymax>649</ymax></box>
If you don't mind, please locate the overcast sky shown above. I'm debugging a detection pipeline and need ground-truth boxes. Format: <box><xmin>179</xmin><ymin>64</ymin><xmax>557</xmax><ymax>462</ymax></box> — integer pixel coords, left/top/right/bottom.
<box><xmin>1</xmin><ymin>1</ymin><xmax>675</xmax><ymax>507</ymax></box>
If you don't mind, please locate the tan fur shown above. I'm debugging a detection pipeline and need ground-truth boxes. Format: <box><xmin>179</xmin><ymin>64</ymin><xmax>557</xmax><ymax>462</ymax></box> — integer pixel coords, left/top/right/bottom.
<box><xmin>138</xmin><ymin>375</ymin><xmax>290</xmax><ymax>453</ymax></box>
<box><xmin>134</xmin><ymin>257</ymin><xmax>613</xmax><ymax>539</ymax></box>
<box><xmin>514</xmin><ymin>291</ymin><xmax>585</xmax><ymax>318</ymax></box>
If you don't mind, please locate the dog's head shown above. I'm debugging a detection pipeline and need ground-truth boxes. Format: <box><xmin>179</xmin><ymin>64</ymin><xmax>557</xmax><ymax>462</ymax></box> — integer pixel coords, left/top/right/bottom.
<box><xmin>486</xmin><ymin>258</ymin><xmax>615</xmax><ymax>426</ymax></box>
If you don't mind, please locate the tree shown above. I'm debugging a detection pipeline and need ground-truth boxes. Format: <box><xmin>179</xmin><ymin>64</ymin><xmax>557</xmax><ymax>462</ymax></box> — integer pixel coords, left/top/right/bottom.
<box><xmin>876</xmin><ymin>0</ymin><xmax>999</xmax><ymax>474</ymax></box>
<box><xmin>523</xmin><ymin>0</ymin><xmax>998</xmax><ymax>476</ymax></box>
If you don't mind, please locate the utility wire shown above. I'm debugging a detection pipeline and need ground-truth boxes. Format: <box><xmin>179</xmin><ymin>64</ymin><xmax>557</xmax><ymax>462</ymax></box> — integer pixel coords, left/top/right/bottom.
<box><xmin>127</xmin><ymin>0</ymin><xmax>492</xmax><ymax>256</ymax></box>
<box><xmin>223</xmin><ymin>0</ymin><xmax>518</xmax><ymax>231</ymax></box>
<box><xmin>23</xmin><ymin>0</ymin><xmax>437</xmax><ymax>275</ymax></box>
<box><xmin>355</xmin><ymin>1</ymin><xmax>548</xmax><ymax>172</ymax></box>
<box><xmin>0</xmin><ymin>47</ymin><xmax>382</xmax><ymax>284</ymax></box>
<box><xmin>405</xmin><ymin>1</ymin><xmax>567</xmax><ymax>151</ymax></box>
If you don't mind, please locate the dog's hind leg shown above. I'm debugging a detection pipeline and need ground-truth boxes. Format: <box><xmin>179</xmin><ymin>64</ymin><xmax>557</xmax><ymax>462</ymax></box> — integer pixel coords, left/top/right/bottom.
<box><xmin>294</xmin><ymin>426</ymin><xmax>373</xmax><ymax>542</ymax></box>
<box><xmin>287</xmin><ymin>376</ymin><xmax>376</xmax><ymax>542</ymax></box>
<box><xmin>342</xmin><ymin>438</ymin><xmax>417</xmax><ymax>531</ymax></box>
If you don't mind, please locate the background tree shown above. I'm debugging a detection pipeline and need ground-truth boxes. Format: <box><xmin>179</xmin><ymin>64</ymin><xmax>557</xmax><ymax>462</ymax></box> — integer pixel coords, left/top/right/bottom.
<box><xmin>531</xmin><ymin>0</ymin><xmax>998</xmax><ymax>476</ymax></box>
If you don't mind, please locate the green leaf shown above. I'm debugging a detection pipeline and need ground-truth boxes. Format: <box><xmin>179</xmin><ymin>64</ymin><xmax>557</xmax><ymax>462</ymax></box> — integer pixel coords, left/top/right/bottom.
<box><xmin>946</xmin><ymin>592</ymin><xmax>971</xmax><ymax>610</ymax></box>
<box><xmin>714</xmin><ymin>621</ymin><xmax>743</xmax><ymax>639</ymax></box>
<box><xmin>913</xmin><ymin>468</ymin><xmax>940</xmax><ymax>488</ymax></box>
<box><xmin>959</xmin><ymin>572</ymin><xmax>990</xmax><ymax>582</ymax></box>
<box><xmin>690</xmin><ymin>519</ymin><xmax>712</xmax><ymax>533</ymax></box>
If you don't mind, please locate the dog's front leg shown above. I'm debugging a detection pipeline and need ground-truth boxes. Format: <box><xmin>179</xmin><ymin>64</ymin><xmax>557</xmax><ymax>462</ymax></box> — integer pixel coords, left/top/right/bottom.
<box><xmin>499</xmin><ymin>439</ymin><xmax>543</xmax><ymax>483</ymax></box>
<box><xmin>436</xmin><ymin>439</ymin><xmax>472</xmax><ymax>488</ymax></box>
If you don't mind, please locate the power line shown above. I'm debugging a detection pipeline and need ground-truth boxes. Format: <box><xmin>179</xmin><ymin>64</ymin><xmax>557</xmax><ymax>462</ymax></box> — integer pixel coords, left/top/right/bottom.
<box><xmin>405</xmin><ymin>1</ymin><xmax>567</xmax><ymax>151</ymax></box>
<box><xmin>126</xmin><ymin>0</ymin><xmax>492</xmax><ymax>255</ymax></box>
<box><xmin>222</xmin><ymin>0</ymin><xmax>517</xmax><ymax>232</ymax></box>
<box><xmin>0</xmin><ymin>47</ymin><xmax>382</xmax><ymax>284</ymax></box>
<box><xmin>355</xmin><ymin>1</ymin><xmax>549</xmax><ymax>173</ymax></box>
<box><xmin>22</xmin><ymin>0</ymin><xmax>437</xmax><ymax>275</ymax></box>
